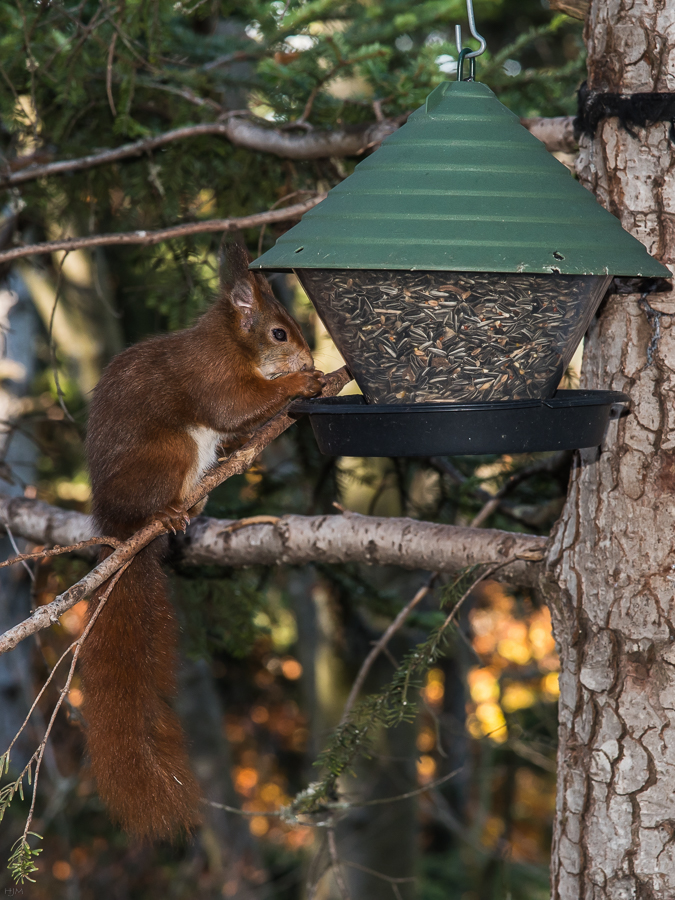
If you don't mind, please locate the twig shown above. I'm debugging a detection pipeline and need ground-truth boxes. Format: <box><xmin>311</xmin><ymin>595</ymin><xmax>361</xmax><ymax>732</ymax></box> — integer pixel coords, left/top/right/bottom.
<box><xmin>0</xmin><ymin>116</ymin><xmax>400</xmax><ymax>187</ymax></box>
<box><xmin>14</xmin><ymin>563</ymin><xmax>127</xmax><ymax>843</ymax></box>
<box><xmin>357</xmin><ymin>767</ymin><xmax>462</xmax><ymax>806</ymax></box>
<box><xmin>220</xmin><ymin>515</ymin><xmax>281</xmax><ymax>533</ymax></box>
<box><xmin>202</xmin><ymin>50</ymin><xmax>259</xmax><ymax>71</ymax></box>
<box><xmin>0</xmin><ymin>366</ymin><xmax>351</xmax><ymax>655</ymax></box>
<box><xmin>340</xmin><ymin>576</ymin><xmax>436</xmax><ymax>726</ymax></box>
<box><xmin>423</xmin><ymin>700</ymin><xmax>449</xmax><ymax>759</ymax></box>
<box><xmin>306</xmin><ymin>836</ymin><xmax>331</xmax><ymax>900</ymax></box>
<box><xmin>2</xmin><ymin>521</ymin><xmax>33</xmax><ymax>582</ymax></box>
<box><xmin>327</xmin><ymin>828</ymin><xmax>351</xmax><ymax>900</ymax></box>
<box><xmin>296</xmin><ymin>84</ymin><xmax>320</xmax><ymax>127</ymax></box>
<box><xmin>6</xmin><ymin>637</ymin><xmax>85</xmax><ymax>761</ymax></box>
<box><xmin>470</xmin><ymin>451</ymin><xmax>569</xmax><ymax>528</ymax></box>
<box><xmin>205</xmin><ymin>766</ymin><xmax>463</xmax><ymax>819</ymax></box>
<box><xmin>431</xmin><ymin>453</ymin><xmax>568</xmax><ymax>529</ymax></box>
<box><xmin>205</xmin><ymin>799</ymin><xmax>286</xmax><ymax>817</ymax></box>
<box><xmin>106</xmin><ymin>32</ymin><xmax>117</xmax><ymax>116</ymax></box>
<box><xmin>0</xmin><ymin>196</ymin><xmax>326</xmax><ymax>266</ymax></box>
<box><xmin>0</xmin><ymin>536</ymin><xmax>121</xmax><ymax>570</ymax></box>
<box><xmin>138</xmin><ymin>77</ymin><xmax>225</xmax><ymax>113</ymax></box>
<box><xmin>0</xmin><ymin>119</ymin><xmax>247</xmax><ymax>185</ymax></box>
<box><xmin>436</xmin><ymin>562</ymin><xmax>509</xmax><ymax>639</ymax></box>
<box><xmin>48</xmin><ymin>255</ymin><xmax>76</xmax><ymax>424</ymax></box>
<box><xmin>341</xmin><ymin>860</ymin><xmax>415</xmax><ymax>885</ymax></box>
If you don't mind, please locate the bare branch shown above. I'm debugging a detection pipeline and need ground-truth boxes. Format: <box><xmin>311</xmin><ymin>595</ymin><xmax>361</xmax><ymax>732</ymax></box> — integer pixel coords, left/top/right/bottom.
<box><xmin>357</xmin><ymin>767</ymin><xmax>462</xmax><ymax>806</ymax></box>
<box><xmin>469</xmin><ymin>450</ymin><xmax>570</xmax><ymax>528</ymax></box>
<box><xmin>0</xmin><ymin>493</ymin><xmax>546</xmax><ymax>586</ymax></box>
<box><xmin>0</xmin><ymin>367</ymin><xmax>351</xmax><ymax>656</ymax></box>
<box><xmin>327</xmin><ymin>829</ymin><xmax>351</xmax><ymax>900</ymax></box>
<box><xmin>341</xmin><ymin>860</ymin><xmax>415</xmax><ymax>886</ymax></box>
<box><xmin>0</xmin><ymin>118</ymin><xmax>401</xmax><ymax>188</ymax></box>
<box><xmin>0</xmin><ymin>115</ymin><xmax>574</xmax><ymax>190</ymax></box>
<box><xmin>340</xmin><ymin>577</ymin><xmax>436</xmax><ymax>725</ymax></box>
<box><xmin>0</xmin><ymin>196</ymin><xmax>326</xmax><ymax>266</ymax></box>
<box><xmin>0</xmin><ymin>492</ymin><xmax>546</xmax><ymax>655</ymax></box>
<box><xmin>0</xmin><ymin>537</ymin><xmax>121</xmax><ymax>570</ymax></box>
<box><xmin>521</xmin><ymin>115</ymin><xmax>577</xmax><ymax>153</ymax></box>
<box><xmin>205</xmin><ymin>766</ymin><xmax>463</xmax><ymax>820</ymax></box>
<box><xmin>11</xmin><ymin>563</ymin><xmax>125</xmax><ymax>845</ymax></box>
<box><xmin>549</xmin><ymin>0</ymin><xmax>588</xmax><ymax>19</ymax></box>
<box><xmin>106</xmin><ymin>32</ymin><xmax>117</xmax><ymax>117</ymax></box>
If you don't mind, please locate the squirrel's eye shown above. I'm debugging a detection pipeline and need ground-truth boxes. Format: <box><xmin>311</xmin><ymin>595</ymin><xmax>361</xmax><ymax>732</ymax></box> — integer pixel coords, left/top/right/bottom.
<box><xmin>272</xmin><ymin>328</ymin><xmax>287</xmax><ymax>342</ymax></box>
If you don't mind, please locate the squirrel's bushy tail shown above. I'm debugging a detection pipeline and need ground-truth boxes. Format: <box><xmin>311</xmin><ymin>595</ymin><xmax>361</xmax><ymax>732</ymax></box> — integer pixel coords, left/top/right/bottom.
<box><xmin>79</xmin><ymin>541</ymin><xmax>201</xmax><ymax>840</ymax></box>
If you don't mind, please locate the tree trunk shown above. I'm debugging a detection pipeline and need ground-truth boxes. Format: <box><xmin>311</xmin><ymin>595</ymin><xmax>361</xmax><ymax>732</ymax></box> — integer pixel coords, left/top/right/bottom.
<box><xmin>546</xmin><ymin>2</ymin><xmax>675</xmax><ymax>897</ymax></box>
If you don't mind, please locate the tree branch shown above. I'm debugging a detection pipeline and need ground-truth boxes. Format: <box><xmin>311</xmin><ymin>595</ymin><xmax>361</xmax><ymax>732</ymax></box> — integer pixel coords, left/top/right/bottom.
<box><xmin>0</xmin><ymin>116</ymin><xmax>575</xmax><ymax>191</ymax></box>
<box><xmin>0</xmin><ymin>491</ymin><xmax>546</xmax><ymax>656</ymax></box>
<box><xmin>0</xmin><ymin>536</ymin><xmax>121</xmax><ymax>570</ymax></box>
<box><xmin>0</xmin><ymin>196</ymin><xmax>325</xmax><ymax>266</ymax></box>
<box><xmin>339</xmin><ymin>577</ymin><xmax>435</xmax><ymax>725</ymax></box>
<box><xmin>0</xmin><ymin>499</ymin><xmax>547</xmax><ymax>586</ymax></box>
<box><xmin>0</xmin><ymin>118</ymin><xmax>403</xmax><ymax>188</ymax></box>
<box><xmin>548</xmin><ymin>0</ymin><xmax>588</xmax><ymax>20</ymax></box>
<box><xmin>520</xmin><ymin>116</ymin><xmax>577</xmax><ymax>153</ymax></box>
<box><xmin>469</xmin><ymin>450</ymin><xmax>570</xmax><ymax>527</ymax></box>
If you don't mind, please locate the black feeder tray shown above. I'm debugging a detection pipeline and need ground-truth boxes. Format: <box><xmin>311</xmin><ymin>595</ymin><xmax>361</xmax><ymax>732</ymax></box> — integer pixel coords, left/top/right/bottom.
<box><xmin>291</xmin><ymin>391</ymin><xmax>630</xmax><ymax>458</ymax></box>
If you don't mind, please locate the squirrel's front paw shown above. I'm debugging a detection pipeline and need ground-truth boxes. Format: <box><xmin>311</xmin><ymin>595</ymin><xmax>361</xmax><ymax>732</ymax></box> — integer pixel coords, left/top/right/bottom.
<box><xmin>291</xmin><ymin>368</ymin><xmax>325</xmax><ymax>399</ymax></box>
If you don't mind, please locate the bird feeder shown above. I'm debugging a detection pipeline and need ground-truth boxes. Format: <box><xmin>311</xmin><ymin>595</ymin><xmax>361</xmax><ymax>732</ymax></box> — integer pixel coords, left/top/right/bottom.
<box><xmin>251</xmin><ymin>19</ymin><xmax>670</xmax><ymax>457</ymax></box>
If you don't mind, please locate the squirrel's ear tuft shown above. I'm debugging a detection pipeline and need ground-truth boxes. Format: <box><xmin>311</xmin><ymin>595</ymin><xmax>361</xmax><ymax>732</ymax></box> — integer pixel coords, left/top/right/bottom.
<box><xmin>219</xmin><ymin>235</ymin><xmax>259</xmax><ymax>330</ymax></box>
<box><xmin>230</xmin><ymin>280</ymin><xmax>257</xmax><ymax>330</ymax></box>
<box><xmin>219</xmin><ymin>234</ymin><xmax>251</xmax><ymax>288</ymax></box>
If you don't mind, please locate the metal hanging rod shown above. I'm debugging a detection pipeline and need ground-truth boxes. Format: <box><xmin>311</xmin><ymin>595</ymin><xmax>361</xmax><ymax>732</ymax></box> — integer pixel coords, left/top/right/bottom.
<box><xmin>455</xmin><ymin>0</ymin><xmax>487</xmax><ymax>80</ymax></box>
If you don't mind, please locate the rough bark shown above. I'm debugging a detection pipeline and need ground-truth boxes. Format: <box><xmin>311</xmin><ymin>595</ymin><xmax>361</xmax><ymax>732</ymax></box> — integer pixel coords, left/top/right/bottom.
<box><xmin>545</xmin><ymin>2</ymin><xmax>675</xmax><ymax>897</ymax></box>
<box><xmin>521</xmin><ymin>117</ymin><xmax>577</xmax><ymax>153</ymax></box>
<box><xmin>0</xmin><ymin>492</ymin><xmax>546</xmax><ymax>643</ymax></box>
<box><xmin>0</xmin><ymin>494</ymin><xmax>544</xmax><ymax>584</ymax></box>
<box><xmin>585</xmin><ymin>1</ymin><xmax>675</xmax><ymax>93</ymax></box>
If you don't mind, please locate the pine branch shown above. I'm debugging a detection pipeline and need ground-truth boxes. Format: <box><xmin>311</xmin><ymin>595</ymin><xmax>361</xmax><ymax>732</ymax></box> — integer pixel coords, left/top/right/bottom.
<box><xmin>295</xmin><ymin>563</ymin><xmax>512</xmax><ymax>813</ymax></box>
<box><xmin>0</xmin><ymin>196</ymin><xmax>325</xmax><ymax>266</ymax></box>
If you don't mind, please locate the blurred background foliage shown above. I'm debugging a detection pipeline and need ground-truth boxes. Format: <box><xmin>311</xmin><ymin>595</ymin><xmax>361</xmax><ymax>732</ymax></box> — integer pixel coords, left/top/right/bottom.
<box><xmin>0</xmin><ymin>0</ymin><xmax>583</xmax><ymax>896</ymax></box>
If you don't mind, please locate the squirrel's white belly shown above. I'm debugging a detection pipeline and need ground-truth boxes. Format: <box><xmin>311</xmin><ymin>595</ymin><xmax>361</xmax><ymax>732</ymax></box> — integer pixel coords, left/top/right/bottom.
<box><xmin>186</xmin><ymin>426</ymin><xmax>221</xmax><ymax>488</ymax></box>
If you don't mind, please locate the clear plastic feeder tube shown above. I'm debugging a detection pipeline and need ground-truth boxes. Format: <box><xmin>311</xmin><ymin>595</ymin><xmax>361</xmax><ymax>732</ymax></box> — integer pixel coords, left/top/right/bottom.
<box><xmin>297</xmin><ymin>269</ymin><xmax>612</xmax><ymax>404</ymax></box>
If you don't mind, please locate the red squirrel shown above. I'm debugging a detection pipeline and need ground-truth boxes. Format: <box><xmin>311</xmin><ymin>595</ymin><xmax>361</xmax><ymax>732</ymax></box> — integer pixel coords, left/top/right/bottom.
<box><xmin>80</xmin><ymin>240</ymin><xmax>324</xmax><ymax>840</ymax></box>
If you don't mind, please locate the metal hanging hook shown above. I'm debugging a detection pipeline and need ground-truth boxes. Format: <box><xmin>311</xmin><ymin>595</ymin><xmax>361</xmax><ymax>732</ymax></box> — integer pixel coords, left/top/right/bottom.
<box><xmin>454</xmin><ymin>0</ymin><xmax>487</xmax><ymax>81</ymax></box>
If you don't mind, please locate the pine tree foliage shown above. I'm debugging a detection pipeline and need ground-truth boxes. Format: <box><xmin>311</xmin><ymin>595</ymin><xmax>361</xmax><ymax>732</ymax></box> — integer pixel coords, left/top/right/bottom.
<box><xmin>293</xmin><ymin>566</ymin><xmax>482</xmax><ymax>814</ymax></box>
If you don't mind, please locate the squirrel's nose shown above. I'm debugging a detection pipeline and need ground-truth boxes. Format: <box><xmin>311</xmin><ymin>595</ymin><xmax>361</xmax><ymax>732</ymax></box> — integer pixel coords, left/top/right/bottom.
<box><xmin>299</xmin><ymin>350</ymin><xmax>314</xmax><ymax>371</ymax></box>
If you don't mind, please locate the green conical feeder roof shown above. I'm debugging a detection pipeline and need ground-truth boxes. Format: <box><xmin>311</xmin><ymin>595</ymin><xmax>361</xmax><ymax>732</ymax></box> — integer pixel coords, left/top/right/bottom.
<box><xmin>252</xmin><ymin>81</ymin><xmax>669</xmax><ymax>277</ymax></box>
